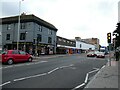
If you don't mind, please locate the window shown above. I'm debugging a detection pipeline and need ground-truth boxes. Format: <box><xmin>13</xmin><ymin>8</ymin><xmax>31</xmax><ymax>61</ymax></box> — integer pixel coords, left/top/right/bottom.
<box><xmin>38</xmin><ymin>25</ymin><xmax>42</xmax><ymax>32</ymax></box>
<box><xmin>48</xmin><ymin>37</ymin><xmax>52</xmax><ymax>43</ymax></box>
<box><xmin>58</xmin><ymin>38</ymin><xmax>62</xmax><ymax>41</ymax></box>
<box><xmin>67</xmin><ymin>41</ymin><xmax>70</xmax><ymax>43</ymax></box>
<box><xmin>63</xmin><ymin>40</ymin><xmax>66</xmax><ymax>42</ymax></box>
<box><xmin>37</xmin><ymin>34</ymin><xmax>42</xmax><ymax>43</ymax></box>
<box><xmin>6</xmin><ymin>34</ymin><xmax>10</xmax><ymax>40</ymax></box>
<box><xmin>12</xmin><ymin>50</ymin><xmax>20</xmax><ymax>54</ymax></box>
<box><xmin>80</xmin><ymin>44</ymin><xmax>82</xmax><ymax>48</ymax></box>
<box><xmin>0</xmin><ymin>32</ymin><xmax>1</xmax><ymax>36</ymax></box>
<box><xmin>19</xmin><ymin>51</ymin><xmax>26</xmax><ymax>55</ymax></box>
<box><xmin>48</xmin><ymin>29</ymin><xmax>52</xmax><ymax>35</ymax></box>
<box><xmin>20</xmin><ymin>33</ymin><xmax>26</xmax><ymax>40</ymax></box>
<box><xmin>20</xmin><ymin>23</ymin><xmax>26</xmax><ymax>29</ymax></box>
<box><xmin>7</xmin><ymin>24</ymin><xmax>11</xmax><ymax>30</ymax></box>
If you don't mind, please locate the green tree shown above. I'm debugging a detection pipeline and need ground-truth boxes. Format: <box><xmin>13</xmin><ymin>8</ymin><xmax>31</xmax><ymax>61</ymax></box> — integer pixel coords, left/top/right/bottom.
<box><xmin>113</xmin><ymin>22</ymin><xmax>120</xmax><ymax>48</ymax></box>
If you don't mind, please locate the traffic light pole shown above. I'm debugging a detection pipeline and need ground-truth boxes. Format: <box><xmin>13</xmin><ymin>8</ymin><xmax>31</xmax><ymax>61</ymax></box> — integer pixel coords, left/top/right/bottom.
<box><xmin>107</xmin><ymin>32</ymin><xmax>111</xmax><ymax>66</ymax></box>
<box><xmin>108</xmin><ymin>43</ymin><xmax>111</xmax><ymax>66</ymax></box>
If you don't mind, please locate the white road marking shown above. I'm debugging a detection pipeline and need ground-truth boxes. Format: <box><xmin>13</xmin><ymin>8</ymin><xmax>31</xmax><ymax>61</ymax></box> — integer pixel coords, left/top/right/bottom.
<box><xmin>0</xmin><ymin>81</ymin><xmax>11</xmax><ymax>87</ymax></box>
<box><xmin>2</xmin><ymin>64</ymin><xmax>74</xmax><ymax>87</ymax></box>
<box><xmin>88</xmin><ymin>68</ymin><xmax>100</xmax><ymax>74</ymax></box>
<box><xmin>14</xmin><ymin>73</ymin><xmax>47</xmax><ymax>82</ymax></box>
<box><xmin>84</xmin><ymin>73</ymin><xmax>89</xmax><ymax>83</ymax></box>
<box><xmin>48</xmin><ymin>68</ymin><xmax>59</xmax><ymax>74</ymax></box>
<box><xmin>2</xmin><ymin>61</ymin><xmax>48</xmax><ymax>69</ymax></box>
<box><xmin>72</xmin><ymin>83</ymin><xmax>85</xmax><ymax>90</ymax></box>
<box><xmin>59</xmin><ymin>64</ymin><xmax>74</xmax><ymax>69</ymax></box>
<box><xmin>14</xmin><ymin>64</ymin><xmax>26</xmax><ymax>67</ymax></box>
<box><xmin>3</xmin><ymin>66</ymin><xmax>13</xmax><ymax>69</ymax></box>
<box><xmin>72</xmin><ymin>67</ymin><xmax>100</xmax><ymax>90</ymax></box>
<box><xmin>84</xmin><ymin>65</ymin><xmax>106</xmax><ymax>88</ymax></box>
<box><xmin>101</xmin><ymin>65</ymin><xmax>105</xmax><ymax>69</ymax></box>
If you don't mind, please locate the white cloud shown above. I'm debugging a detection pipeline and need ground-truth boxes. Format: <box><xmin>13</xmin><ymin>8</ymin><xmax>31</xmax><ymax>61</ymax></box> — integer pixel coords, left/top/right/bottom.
<box><xmin>0</xmin><ymin>0</ymin><xmax>119</xmax><ymax>46</ymax></box>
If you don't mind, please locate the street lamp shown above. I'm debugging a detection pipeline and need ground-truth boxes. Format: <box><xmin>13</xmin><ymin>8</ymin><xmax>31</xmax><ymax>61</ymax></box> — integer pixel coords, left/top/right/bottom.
<box><xmin>24</xmin><ymin>31</ymin><xmax>27</xmax><ymax>52</ymax></box>
<box><xmin>17</xmin><ymin>0</ymin><xmax>24</xmax><ymax>50</ymax></box>
<box><xmin>17</xmin><ymin>1</ymin><xmax>21</xmax><ymax>50</ymax></box>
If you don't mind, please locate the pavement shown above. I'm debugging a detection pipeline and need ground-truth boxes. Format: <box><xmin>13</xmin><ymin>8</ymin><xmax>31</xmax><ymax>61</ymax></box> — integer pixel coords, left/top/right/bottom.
<box><xmin>84</xmin><ymin>58</ymin><xmax>119</xmax><ymax>89</ymax></box>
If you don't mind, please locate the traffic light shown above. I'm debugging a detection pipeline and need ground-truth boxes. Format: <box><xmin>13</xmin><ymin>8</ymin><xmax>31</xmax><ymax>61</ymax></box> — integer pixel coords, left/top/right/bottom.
<box><xmin>107</xmin><ymin>33</ymin><xmax>111</xmax><ymax>43</ymax></box>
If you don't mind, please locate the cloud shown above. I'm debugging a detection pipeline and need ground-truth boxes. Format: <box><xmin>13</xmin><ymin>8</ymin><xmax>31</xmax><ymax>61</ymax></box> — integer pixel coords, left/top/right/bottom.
<box><xmin>0</xmin><ymin>0</ymin><xmax>119</xmax><ymax>46</ymax></box>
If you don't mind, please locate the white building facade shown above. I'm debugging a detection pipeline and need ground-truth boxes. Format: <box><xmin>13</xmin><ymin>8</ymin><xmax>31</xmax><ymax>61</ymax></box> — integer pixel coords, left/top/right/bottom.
<box><xmin>76</xmin><ymin>40</ymin><xmax>95</xmax><ymax>52</ymax></box>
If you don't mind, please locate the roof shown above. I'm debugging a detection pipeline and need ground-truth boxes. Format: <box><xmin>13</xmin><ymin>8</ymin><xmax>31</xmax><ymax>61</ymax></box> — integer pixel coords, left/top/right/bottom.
<box><xmin>0</xmin><ymin>14</ymin><xmax>58</xmax><ymax>31</ymax></box>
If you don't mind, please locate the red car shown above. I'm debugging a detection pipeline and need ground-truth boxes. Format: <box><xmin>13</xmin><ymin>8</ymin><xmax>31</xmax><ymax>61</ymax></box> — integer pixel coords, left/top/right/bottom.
<box><xmin>1</xmin><ymin>50</ymin><xmax>33</xmax><ymax>65</ymax></box>
<box><xmin>87</xmin><ymin>52</ymin><xmax>96</xmax><ymax>57</ymax></box>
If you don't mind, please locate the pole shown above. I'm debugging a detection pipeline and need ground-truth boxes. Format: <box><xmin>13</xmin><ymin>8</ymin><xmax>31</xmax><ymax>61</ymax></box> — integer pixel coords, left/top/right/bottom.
<box><xmin>17</xmin><ymin>1</ymin><xmax>21</xmax><ymax>50</ymax></box>
<box><xmin>108</xmin><ymin>43</ymin><xmax>111</xmax><ymax>66</ymax></box>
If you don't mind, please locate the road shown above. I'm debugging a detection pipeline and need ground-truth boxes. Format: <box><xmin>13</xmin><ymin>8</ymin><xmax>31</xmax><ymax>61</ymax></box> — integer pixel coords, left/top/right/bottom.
<box><xmin>1</xmin><ymin>54</ymin><xmax>108</xmax><ymax>89</ymax></box>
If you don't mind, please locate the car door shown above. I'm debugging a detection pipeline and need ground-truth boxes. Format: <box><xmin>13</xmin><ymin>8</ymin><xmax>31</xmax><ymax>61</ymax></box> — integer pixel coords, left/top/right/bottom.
<box><xmin>12</xmin><ymin>50</ymin><xmax>21</xmax><ymax>62</ymax></box>
<box><xmin>19</xmin><ymin>51</ymin><xmax>28</xmax><ymax>61</ymax></box>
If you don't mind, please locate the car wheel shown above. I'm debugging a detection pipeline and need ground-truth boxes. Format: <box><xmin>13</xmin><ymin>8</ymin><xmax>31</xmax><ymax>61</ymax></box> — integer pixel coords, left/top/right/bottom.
<box><xmin>7</xmin><ymin>59</ymin><xmax>14</xmax><ymax>65</ymax></box>
<box><xmin>28</xmin><ymin>57</ymin><xmax>32</xmax><ymax>62</ymax></box>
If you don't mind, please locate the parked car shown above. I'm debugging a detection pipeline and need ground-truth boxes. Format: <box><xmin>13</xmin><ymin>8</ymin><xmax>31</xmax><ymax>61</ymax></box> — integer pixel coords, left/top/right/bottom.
<box><xmin>96</xmin><ymin>52</ymin><xmax>105</xmax><ymax>58</ymax></box>
<box><xmin>1</xmin><ymin>50</ymin><xmax>33</xmax><ymax>65</ymax></box>
<box><xmin>87</xmin><ymin>51</ymin><xmax>96</xmax><ymax>57</ymax></box>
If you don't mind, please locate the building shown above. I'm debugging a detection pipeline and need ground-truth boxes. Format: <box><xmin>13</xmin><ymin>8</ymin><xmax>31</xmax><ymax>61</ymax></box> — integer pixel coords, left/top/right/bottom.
<box><xmin>73</xmin><ymin>37</ymin><xmax>95</xmax><ymax>53</ymax></box>
<box><xmin>56</xmin><ymin>36</ymin><xmax>77</xmax><ymax>54</ymax></box>
<box><xmin>0</xmin><ymin>26</ymin><xmax>2</xmax><ymax>50</ymax></box>
<box><xmin>82</xmin><ymin>38</ymin><xmax>99</xmax><ymax>50</ymax></box>
<box><xmin>0</xmin><ymin>14</ymin><xmax>58</xmax><ymax>54</ymax></box>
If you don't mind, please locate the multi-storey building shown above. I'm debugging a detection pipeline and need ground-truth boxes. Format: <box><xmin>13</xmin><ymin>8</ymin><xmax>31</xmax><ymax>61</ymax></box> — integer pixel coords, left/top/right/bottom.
<box><xmin>0</xmin><ymin>14</ymin><xmax>58</xmax><ymax>54</ymax></box>
<box><xmin>72</xmin><ymin>37</ymin><xmax>95</xmax><ymax>53</ymax></box>
<box><xmin>82</xmin><ymin>38</ymin><xmax>99</xmax><ymax>50</ymax></box>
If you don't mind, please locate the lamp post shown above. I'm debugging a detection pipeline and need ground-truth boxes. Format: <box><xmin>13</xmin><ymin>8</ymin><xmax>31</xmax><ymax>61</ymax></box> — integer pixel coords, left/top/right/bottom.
<box><xmin>17</xmin><ymin>1</ymin><xmax>21</xmax><ymax>50</ymax></box>
<box><xmin>24</xmin><ymin>31</ymin><xmax>27</xmax><ymax>52</ymax></box>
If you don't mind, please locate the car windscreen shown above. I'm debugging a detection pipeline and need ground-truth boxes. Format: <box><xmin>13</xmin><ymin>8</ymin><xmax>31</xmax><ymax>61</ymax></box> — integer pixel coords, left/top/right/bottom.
<box><xmin>1</xmin><ymin>51</ymin><xmax>8</xmax><ymax>54</ymax></box>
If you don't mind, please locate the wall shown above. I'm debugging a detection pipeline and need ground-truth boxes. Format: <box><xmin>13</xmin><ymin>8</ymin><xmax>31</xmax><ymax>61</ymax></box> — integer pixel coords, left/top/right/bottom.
<box><xmin>2</xmin><ymin>21</ymin><xmax>57</xmax><ymax>53</ymax></box>
<box><xmin>76</xmin><ymin>40</ymin><xmax>95</xmax><ymax>50</ymax></box>
<box><xmin>0</xmin><ymin>25</ymin><xmax>2</xmax><ymax>49</ymax></box>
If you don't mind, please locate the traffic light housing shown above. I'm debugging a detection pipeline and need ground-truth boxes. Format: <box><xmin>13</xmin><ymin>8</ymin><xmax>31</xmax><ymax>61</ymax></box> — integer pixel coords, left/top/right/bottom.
<box><xmin>107</xmin><ymin>33</ymin><xmax>111</xmax><ymax>43</ymax></box>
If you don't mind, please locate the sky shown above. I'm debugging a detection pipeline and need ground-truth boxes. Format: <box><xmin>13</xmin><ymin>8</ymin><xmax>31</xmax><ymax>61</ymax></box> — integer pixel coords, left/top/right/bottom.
<box><xmin>0</xmin><ymin>0</ymin><xmax>119</xmax><ymax>46</ymax></box>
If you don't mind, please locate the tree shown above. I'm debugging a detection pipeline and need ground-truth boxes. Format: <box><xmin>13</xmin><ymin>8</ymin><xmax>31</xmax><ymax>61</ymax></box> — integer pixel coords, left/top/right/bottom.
<box><xmin>113</xmin><ymin>22</ymin><xmax>120</xmax><ymax>48</ymax></box>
